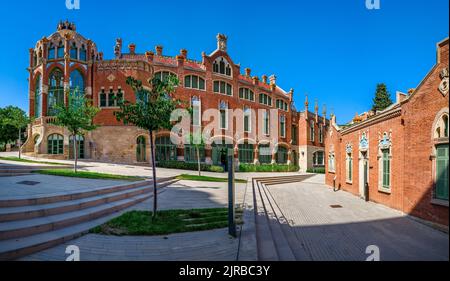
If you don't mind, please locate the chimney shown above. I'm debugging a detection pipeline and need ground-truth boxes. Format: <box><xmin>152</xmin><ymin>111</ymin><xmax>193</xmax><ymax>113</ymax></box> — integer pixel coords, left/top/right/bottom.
<box><xmin>156</xmin><ymin>45</ymin><xmax>163</xmax><ymax>56</ymax></box>
<box><xmin>262</xmin><ymin>75</ymin><xmax>268</xmax><ymax>84</ymax></box>
<box><xmin>145</xmin><ymin>51</ymin><xmax>154</xmax><ymax>62</ymax></box>
<box><xmin>180</xmin><ymin>49</ymin><xmax>188</xmax><ymax>60</ymax></box>
<box><xmin>176</xmin><ymin>55</ymin><xmax>184</xmax><ymax>66</ymax></box>
<box><xmin>245</xmin><ymin>68</ymin><xmax>251</xmax><ymax>77</ymax></box>
<box><xmin>252</xmin><ymin>76</ymin><xmax>259</xmax><ymax>85</ymax></box>
<box><xmin>322</xmin><ymin>104</ymin><xmax>327</xmax><ymax>122</ymax></box>
<box><xmin>216</xmin><ymin>33</ymin><xmax>228</xmax><ymax>52</ymax></box>
<box><xmin>128</xmin><ymin>43</ymin><xmax>136</xmax><ymax>55</ymax></box>
<box><xmin>269</xmin><ymin>75</ymin><xmax>277</xmax><ymax>85</ymax></box>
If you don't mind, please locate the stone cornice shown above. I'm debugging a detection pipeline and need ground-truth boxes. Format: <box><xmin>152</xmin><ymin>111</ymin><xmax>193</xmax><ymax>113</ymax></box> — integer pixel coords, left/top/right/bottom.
<box><xmin>341</xmin><ymin>107</ymin><xmax>402</xmax><ymax>135</ymax></box>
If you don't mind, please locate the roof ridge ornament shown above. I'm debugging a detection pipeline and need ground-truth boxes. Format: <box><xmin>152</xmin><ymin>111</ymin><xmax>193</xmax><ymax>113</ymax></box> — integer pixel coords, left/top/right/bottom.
<box><xmin>217</xmin><ymin>34</ymin><xmax>228</xmax><ymax>52</ymax></box>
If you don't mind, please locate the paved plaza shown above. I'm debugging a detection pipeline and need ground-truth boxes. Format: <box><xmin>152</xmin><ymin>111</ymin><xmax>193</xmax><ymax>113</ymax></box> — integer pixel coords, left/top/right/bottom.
<box><xmin>267</xmin><ymin>175</ymin><xmax>449</xmax><ymax>261</ymax></box>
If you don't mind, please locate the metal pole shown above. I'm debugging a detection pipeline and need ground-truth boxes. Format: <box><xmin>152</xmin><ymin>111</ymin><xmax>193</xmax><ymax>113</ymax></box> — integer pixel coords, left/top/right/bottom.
<box><xmin>228</xmin><ymin>148</ymin><xmax>236</xmax><ymax>237</ymax></box>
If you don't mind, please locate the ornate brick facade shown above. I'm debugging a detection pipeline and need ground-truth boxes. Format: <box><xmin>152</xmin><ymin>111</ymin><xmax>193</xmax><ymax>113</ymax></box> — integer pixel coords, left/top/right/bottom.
<box><xmin>23</xmin><ymin>21</ymin><xmax>327</xmax><ymax>169</ymax></box>
<box><xmin>325</xmin><ymin>38</ymin><xmax>449</xmax><ymax>227</ymax></box>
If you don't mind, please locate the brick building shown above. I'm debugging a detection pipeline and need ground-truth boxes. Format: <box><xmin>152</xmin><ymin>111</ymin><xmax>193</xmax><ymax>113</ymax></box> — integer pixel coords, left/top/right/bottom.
<box><xmin>23</xmin><ymin>21</ymin><xmax>327</xmax><ymax>170</ymax></box>
<box><xmin>325</xmin><ymin>38</ymin><xmax>449</xmax><ymax>227</ymax></box>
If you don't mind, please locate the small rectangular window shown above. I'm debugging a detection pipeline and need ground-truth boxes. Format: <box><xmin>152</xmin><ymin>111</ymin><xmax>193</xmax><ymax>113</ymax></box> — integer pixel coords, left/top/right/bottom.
<box><xmin>220</xmin><ymin>81</ymin><xmax>225</xmax><ymax>94</ymax></box>
<box><xmin>185</xmin><ymin>76</ymin><xmax>191</xmax><ymax>88</ymax></box>
<box><xmin>214</xmin><ymin>81</ymin><xmax>219</xmax><ymax>92</ymax></box>
<box><xmin>226</xmin><ymin>84</ymin><xmax>232</xmax><ymax>96</ymax></box>
<box><xmin>100</xmin><ymin>90</ymin><xmax>107</xmax><ymax>107</ymax></box>
<box><xmin>192</xmin><ymin>76</ymin><xmax>198</xmax><ymax>89</ymax></box>
<box><xmin>108</xmin><ymin>90</ymin><xmax>115</xmax><ymax>107</ymax></box>
<box><xmin>199</xmin><ymin>78</ymin><xmax>205</xmax><ymax>90</ymax></box>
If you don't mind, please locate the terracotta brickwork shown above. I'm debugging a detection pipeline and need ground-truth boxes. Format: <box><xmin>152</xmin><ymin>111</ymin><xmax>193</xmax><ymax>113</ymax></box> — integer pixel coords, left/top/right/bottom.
<box><xmin>325</xmin><ymin>38</ymin><xmax>449</xmax><ymax>226</ymax></box>
<box><xmin>23</xmin><ymin>21</ymin><xmax>328</xmax><ymax>169</ymax></box>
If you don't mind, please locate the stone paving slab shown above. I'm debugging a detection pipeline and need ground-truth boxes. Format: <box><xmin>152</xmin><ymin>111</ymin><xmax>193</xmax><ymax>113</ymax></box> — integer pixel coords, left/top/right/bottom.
<box><xmin>0</xmin><ymin>174</ymin><xmax>128</xmax><ymax>198</ymax></box>
<box><xmin>267</xmin><ymin>175</ymin><xmax>449</xmax><ymax>261</ymax></box>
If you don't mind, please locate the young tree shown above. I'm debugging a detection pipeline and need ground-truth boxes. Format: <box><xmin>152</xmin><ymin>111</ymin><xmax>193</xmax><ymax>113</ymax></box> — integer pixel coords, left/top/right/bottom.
<box><xmin>186</xmin><ymin>130</ymin><xmax>205</xmax><ymax>177</ymax></box>
<box><xmin>53</xmin><ymin>89</ymin><xmax>99</xmax><ymax>172</ymax></box>
<box><xmin>114</xmin><ymin>75</ymin><xmax>179</xmax><ymax>218</ymax></box>
<box><xmin>372</xmin><ymin>83</ymin><xmax>393</xmax><ymax>112</ymax></box>
<box><xmin>0</xmin><ymin>106</ymin><xmax>30</xmax><ymax>158</ymax></box>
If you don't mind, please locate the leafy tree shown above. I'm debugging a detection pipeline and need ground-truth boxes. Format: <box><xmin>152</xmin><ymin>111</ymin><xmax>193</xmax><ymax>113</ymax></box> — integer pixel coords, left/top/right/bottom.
<box><xmin>53</xmin><ymin>89</ymin><xmax>99</xmax><ymax>172</ymax></box>
<box><xmin>0</xmin><ymin>106</ymin><xmax>30</xmax><ymax>158</ymax></box>
<box><xmin>372</xmin><ymin>83</ymin><xmax>393</xmax><ymax>112</ymax></box>
<box><xmin>114</xmin><ymin>75</ymin><xmax>179</xmax><ymax>218</ymax></box>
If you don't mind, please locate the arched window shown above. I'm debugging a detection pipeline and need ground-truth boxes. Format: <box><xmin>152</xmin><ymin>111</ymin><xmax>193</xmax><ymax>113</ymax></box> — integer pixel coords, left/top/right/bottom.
<box><xmin>213</xmin><ymin>57</ymin><xmax>232</xmax><ymax>76</ymax></box>
<box><xmin>35</xmin><ymin>74</ymin><xmax>42</xmax><ymax>118</ymax></box>
<box><xmin>57</xmin><ymin>41</ymin><xmax>64</xmax><ymax>59</ymax></box>
<box><xmin>136</xmin><ymin>136</ymin><xmax>147</xmax><ymax>162</ymax></box>
<box><xmin>47</xmin><ymin>134</ymin><xmax>64</xmax><ymax>155</ymax></box>
<box><xmin>213</xmin><ymin>81</ymin><xmax>232</xmax><ymax>96</ymax></box>
<box><xmin>48</xmin><ymin>69</ymin><xmax>65</xmax><ymax>116</ymax></box>
<box><xmin>239</xmin><ymin>88</ymin><xmax>254</xmax><ymax>101</ymax></box>
<box><xmin>184</xmin><ymin>75</ymin><xmax>205</xmax><ymax>90</ymax></box>
<box><xmin>70</xmin><ymin>42</ymin><xmax>78</xmax><ymax>60</ymax></box>
<box><xmin>346</xmin><ymin>144</ymin><xmax>353</xmax><ymax>183</ymax></box>
<box><xmin>80</xmin><ymin>45</ymin><xmax>87</xmax><ymax>61</ymax></box>
<box><xmin>48</xmin><ymin>43</ymin><xmax>55</xmax><ymax>60</ymax></box>
<box><xmin>70</xmin><ymin>70</ymin><xmax>85</xmax><ymax>98</ymax></box>
<box><xmin>154</xmin><ymin>71</ymin><xmax>177</xmax><ymax>82</ymax></box>
<box><xmin>259</xmin><ymin>93</ymin><xmax>272</xmax><ymax>106</ymax></box>
<box><xmin>155</xmin><ymin>136</ymin><xmax>177</xmax><ymax>162</ymax></box>
<box><xmin>433</xmin><ymin>111</ymin><xmax>449</xmax><ymax>201</ymax></box>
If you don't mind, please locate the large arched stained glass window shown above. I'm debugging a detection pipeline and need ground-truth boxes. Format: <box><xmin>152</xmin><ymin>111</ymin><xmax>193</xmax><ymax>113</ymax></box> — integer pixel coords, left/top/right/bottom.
<box><xmin>48</xmin><ymin>69</ymin><xmax>65</xmax><ymax>116</ymax></box>
<box><xmin>70</xmin><ymin>70</ymin><xmax>85</xmax><ymax>97</ymax></box>
<box><xmin>35</xmin><ymin>74</ymin><xmax>42</xmax><ymax>118</ymax></box>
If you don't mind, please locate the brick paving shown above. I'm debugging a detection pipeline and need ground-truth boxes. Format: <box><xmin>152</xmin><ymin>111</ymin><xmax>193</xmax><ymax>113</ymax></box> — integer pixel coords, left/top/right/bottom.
<box><xmin>267</xmin><ymin>175</ymin><xmax>449</xmax><ymax>261</ymax></box>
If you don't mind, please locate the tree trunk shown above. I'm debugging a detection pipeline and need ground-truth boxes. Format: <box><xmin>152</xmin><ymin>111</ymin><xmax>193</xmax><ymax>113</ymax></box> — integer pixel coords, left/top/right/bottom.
<box><xmin>197</xmin><ymin>146</ymin><xmax>201</xmax><ymax>176</ymax></box>
<box><xmin>18</xmin><ymin>128</ymin><xmax>22</xmax><ymax>159</ymax></box>
<box><xmin>149</xmin><ymin>130</ymin><xmax>158</xmax><ymax>219</ymax></box>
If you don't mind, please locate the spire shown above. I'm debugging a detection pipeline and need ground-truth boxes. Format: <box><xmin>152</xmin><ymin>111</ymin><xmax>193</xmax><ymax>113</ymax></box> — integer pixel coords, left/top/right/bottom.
<box><xmin>322</xmin><ymin>104</ymin><xmax>327</xmax><ymax>124</ymax></box>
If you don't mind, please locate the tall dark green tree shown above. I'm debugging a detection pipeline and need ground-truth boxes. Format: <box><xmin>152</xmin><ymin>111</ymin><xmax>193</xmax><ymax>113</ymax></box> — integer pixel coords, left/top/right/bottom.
<box><xmin>114</xmin><ymin>75</ymin><xmax>179</xmax><ymax>218</ymax></box>
<box><xmin>372</xmin><ymin>83</ymin><xmax>393</xmax><ymax>112</ymax></box>
<box><xmin>53</xmin><ymin>89</ymin><xmax>99</xmax><ymax>172</ymax></box>
<box><xmin>0</xmin><ymin>106</ymin><xmax>30</xmax><ymax>158</ymax></box>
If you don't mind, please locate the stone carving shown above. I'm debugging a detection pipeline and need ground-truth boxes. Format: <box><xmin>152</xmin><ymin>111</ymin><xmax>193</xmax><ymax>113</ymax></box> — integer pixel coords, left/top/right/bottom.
<box><xmin>439</xmin><ymin>67</ymin><xmax>449</xmax><ymax>96</ymax></box>
<box><xmin>359</xmin><ymin>132</ymin><xmax>369</xmax><ymax>152</ymax></box>
<box><xmin>346</xmin><ymin>143</ymin><xmax>353</xmax><ymax>154</ymax></box>
<box><xmin>107</xmin><ymin>74</ymin><xmax>116</xmax><ymax>82</ymax></box>
<box><xmin>379</xmin><ymin>133</ymin><xmax>391</xmax><ymax>149</ymax></box>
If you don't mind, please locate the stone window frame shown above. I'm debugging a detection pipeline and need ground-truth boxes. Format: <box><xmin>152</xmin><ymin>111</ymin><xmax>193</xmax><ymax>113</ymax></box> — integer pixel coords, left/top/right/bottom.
<box><xmin>328</xmin><ymin>150</ymin><xmax>336</xmax><ymax>173</ymax></box>
<box><xmin>319</xmin><ymin>124</ymin><xmax>324</xmax><ymax>144</ymax></box>
<box><xmin>239</xmin><ymin>87</ymin><xmax>255</xmax><ymax>102</ymax></box>
<box><xmin>243</xmin><ymin>106</ymin><xmax>252</xmax><ymax>133</ymax></box>
<box><xmin>377</xmin><ymin>131</ymin><xmax>392</xmax><ymax>194</ymax></box>
<box><xmin>191</xmin><ymin>96</ymin><xmax>202</xmax><ymax>127</ymax></box>
<box><xmin>213</xmin><ymin>80</ymin><xmax>233</xmax><ymax>96</ymax></box>
<box><xmin>280</xmin><ymin>115</ymin><xmax>286</xmax><ymax>138</ymax></box>
<box><xmin>184</xmin><ymin>75</ymin><xmax>206</xmax><ymax>91</ymax></box>
<box><xmin>98</xmin><ymin>87</ymin><xmax>123</xmax><ymax>109</ymax></box>
<box><xmin>346</xmin><ymin>143</ymin><xmax>353</xmax><ymax>184</ymax></box>
<box><xmin>310</xmin><ymin>120</ymin><xmax>315</xmax><ymax>142</ymax></box>
<box><xmin>219</xmin><ymin>100</ymin><xmax>228</xmax><ymax>130</ymax></box>
<box><xmin>154</xmin><ymin>71</ymin><xmax>178</xmax><ymax>83</ymax></box>
<box><xmin>430</xmin><ymin>108</ymin><xmax>449</xmax><ymax>206</ymax></box>
<box><xmin>259</xmin><ymin>93</ymin><xmax>272</xmax><ymax>107</ymax></box>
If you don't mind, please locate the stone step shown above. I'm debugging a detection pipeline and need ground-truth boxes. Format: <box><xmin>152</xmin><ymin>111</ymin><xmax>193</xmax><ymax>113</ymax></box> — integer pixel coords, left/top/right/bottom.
<box><xmin>0</xmin><ymin>181</ymin><xmax>174</xmax><ymax>222</ymax></box>
<box><xmin>257</xmin><ymin>182</ymin><xmax>296</xmax><ymax>261</ymax></box>
<box><xmin>0</xmin><ymin>186</ymin><xmax>168</xmax><ymax>261</ymax></box>
<box><xmin>252</xmin><ymin>180</ymin><xmax>279</xmax><ymax>261</ymax></box>
<box><xmin>0</xmin><ymin>173</ymin><xmax>31</xmax><ymax>178</ymax></box>
<box><xmin>0</xmin><ymin>177</ymin><xmax>175</xmax><ymax>208</ymax></box>
<box><xmin>0</xmin><ymin>180</ymin><xmax>177</xmax><ymax>241</ymax></box>
<box><xmin>260</xmin><ymin>183</ymin><xmax>311</xmax><ymax>261</ymax></box>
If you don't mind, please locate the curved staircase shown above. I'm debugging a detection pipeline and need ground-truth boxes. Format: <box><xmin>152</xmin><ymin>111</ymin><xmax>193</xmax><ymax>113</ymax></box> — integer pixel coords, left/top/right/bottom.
<box><xmin>0</xmin><ymin>177</ymin><xmax>178</xmax><ymax>260</ymax></box>
<box><xmin>252</xmin><ymin>175</ymin><xmax>313</xmax><ymax>261</ymax></box>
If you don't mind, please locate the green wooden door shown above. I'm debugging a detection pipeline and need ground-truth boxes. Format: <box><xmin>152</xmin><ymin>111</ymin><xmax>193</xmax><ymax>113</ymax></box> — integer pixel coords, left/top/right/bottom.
<box><xmin>436</xmin><ymin>144</ymin><xmax>449</xmax><ymax>201</ymax></box>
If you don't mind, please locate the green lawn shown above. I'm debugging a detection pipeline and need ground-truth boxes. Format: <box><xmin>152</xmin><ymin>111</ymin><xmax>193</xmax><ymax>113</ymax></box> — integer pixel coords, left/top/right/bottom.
<box><xmin>90</xmin><ymin>208</ymin><xmax>244</xmax><ymax>236</ymax></box>
<box><xmin>33</xmin><ymin>169</ymin><xmax>143</xmax><ymax>181</ymax></box>
<box><xmin>176</xmin><ymin>174</ymin><xmax>247</xmax><ymax>184</ymax></box>
<box><xmin>0</xmin><ymin>157</ymin><xmax>63</xmax><ymax>165</ymax></box>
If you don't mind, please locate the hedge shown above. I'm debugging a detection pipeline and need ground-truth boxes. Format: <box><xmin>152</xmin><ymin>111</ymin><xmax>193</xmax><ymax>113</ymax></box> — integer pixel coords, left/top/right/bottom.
<box><xmin>306</xmin><ymin>167</ymin><xmax>326</xmax><ymax>174</ymax></box>
<box><xmin>156</xmin><ymin>161</ymin><xmax>224</xmax><ymax>173</ymax></box>
<box><xmin>239</xmin><ymin>164</ymin><xmax>300</xmax><ymax>173</ymax></box>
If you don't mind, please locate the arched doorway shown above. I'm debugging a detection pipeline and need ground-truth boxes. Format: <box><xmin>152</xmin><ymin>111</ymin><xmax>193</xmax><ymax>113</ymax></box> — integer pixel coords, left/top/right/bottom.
<box><xmin>69</xmin><ymin>135</ymin><xmax>85</xmax><ymax>159</ymax></box>
<box><xmin>136</xmin><ymin>136</ymin><xmax>147</xmax><ymax>163</ymax></box>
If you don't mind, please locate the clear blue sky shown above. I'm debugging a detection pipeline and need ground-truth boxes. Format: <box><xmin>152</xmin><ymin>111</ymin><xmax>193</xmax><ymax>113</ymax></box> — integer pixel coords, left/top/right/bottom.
<box><xmin>0</xmin><ymin>0</ymin><xmax>448</xmax><ymax>123</ymax></box>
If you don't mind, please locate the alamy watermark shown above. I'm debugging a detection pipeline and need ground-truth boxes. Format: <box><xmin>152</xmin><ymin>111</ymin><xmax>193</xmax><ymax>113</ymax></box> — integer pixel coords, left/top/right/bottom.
<box><xmin>66</xmin><ymin>0</ymin><xmax>80</xmax><ymax>10</ymax></box>
<box><xmin>366</xmin><ymin>0</ymin><xmax>381</xmax><ymax>10</ymax></box>
<box><xmin>366</xmin><ymin>245</ymin><xmax>380</xmax><ymax>261</ymax></box>
<box><xmin>65</xmin><ymin>245</ymin><xmax>80</xmax><ymax>261</ymax></box>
